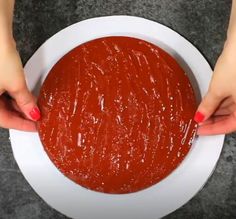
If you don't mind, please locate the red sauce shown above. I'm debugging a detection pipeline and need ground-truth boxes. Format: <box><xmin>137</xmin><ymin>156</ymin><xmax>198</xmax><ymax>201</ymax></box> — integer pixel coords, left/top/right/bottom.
<box><xmin>38</xmin><ymin>36</ymin><xmax>197</xmax><ymax>194</ymax></box>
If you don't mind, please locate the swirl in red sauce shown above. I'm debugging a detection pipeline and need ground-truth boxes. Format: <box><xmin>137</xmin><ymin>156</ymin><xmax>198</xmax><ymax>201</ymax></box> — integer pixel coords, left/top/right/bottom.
<box><xmin>38</xmin><ymin>36</ymin><xmax>197</xmax><ymax>194</ymax></box>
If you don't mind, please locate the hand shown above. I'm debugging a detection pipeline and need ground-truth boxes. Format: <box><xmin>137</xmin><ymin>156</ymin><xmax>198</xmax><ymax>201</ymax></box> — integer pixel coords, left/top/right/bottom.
<box><xmin>194</xmin><ymin>41</ymin><xmax>236</xmax><ymax>135</ymax></box>
<box><xmin>0</xmin><ymin>41</ymin><xmax>40</xmax><ymax>131</ymax></box>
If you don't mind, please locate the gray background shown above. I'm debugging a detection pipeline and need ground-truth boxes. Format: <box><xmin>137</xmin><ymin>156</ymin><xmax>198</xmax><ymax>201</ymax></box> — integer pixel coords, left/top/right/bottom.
<box><xmin>0</xmin><ymin>0</ymin><xmax>235</xmax><ymax>218</ymax></box>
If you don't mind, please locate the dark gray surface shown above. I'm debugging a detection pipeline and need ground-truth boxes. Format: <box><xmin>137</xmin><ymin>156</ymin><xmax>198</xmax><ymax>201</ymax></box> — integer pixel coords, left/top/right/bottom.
<box><xmin>0</xmin><ymin>0</ymin><xmax>235</xmax><ymax>218</ymax></box>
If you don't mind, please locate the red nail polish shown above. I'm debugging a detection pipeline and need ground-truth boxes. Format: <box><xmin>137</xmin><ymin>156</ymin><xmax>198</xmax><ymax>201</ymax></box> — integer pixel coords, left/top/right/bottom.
<box><xmin>29</xmin><ymin>107</ymin><xmax>41</xmax><ymax>121</ymax></box>
<box><xmin>194</xmin><ymin>111</ymin><xmax>205</xmax><ymax>123</ymax></box>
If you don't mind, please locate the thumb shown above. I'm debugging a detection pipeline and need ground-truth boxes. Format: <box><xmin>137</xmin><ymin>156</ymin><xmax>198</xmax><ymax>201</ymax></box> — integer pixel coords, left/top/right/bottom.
<box><xmin>194</xmin><ymin>90</ymin><xmax>224</xmax><ymax>123</ymax></box>
<box><xmin>9</xmin><ymin>82</ymin><xmax>41</xmax><ymax>121</ymax></box>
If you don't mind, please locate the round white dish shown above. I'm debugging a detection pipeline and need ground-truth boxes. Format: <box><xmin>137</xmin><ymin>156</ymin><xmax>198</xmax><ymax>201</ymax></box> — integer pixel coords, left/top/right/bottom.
<box><xmin>10</xmin><ymin>16</ymin><xmax>225</xmax><ymax>219</ymax></box>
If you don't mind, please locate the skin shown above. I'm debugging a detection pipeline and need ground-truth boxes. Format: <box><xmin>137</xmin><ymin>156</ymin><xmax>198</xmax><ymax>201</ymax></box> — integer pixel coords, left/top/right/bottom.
<box><xmin>196</xmin><ymin>0</ymin><xmax>236</xmax><ymax>135</ymax></box>
<box><xmin>0</xmin><ymin>0</ymin><xmax>38</xmax><ymax>132</ymax></box>
<box><xmin>0</xmin><ymin>0</ymin><xmax>235</xmax><ymax>135</ymax></box>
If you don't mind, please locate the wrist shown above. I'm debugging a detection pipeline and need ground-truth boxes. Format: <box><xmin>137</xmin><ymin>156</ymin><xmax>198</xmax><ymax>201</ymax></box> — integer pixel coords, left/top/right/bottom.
<box><xmin>225</xmin><ymin>28</ymin><xmax>236</xmax><ymax>48</ymax></box>
<box><xmin>219</xmin><ymin>38</ymin><xmax>236</xmax><ymax>66</ymax></box>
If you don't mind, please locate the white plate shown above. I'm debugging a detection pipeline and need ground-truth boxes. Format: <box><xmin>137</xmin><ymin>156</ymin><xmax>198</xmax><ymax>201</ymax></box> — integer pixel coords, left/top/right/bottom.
<box><xmin>10</xmin><ymin>16</ymin><xmax>225</xmax><ymax>219</ymax></box>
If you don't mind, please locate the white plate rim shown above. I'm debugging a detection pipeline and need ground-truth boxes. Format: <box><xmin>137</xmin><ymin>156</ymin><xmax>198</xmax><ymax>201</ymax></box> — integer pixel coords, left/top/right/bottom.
<box><xmin>9</xmin><ymin>15</ymin><xmax>225</xmax><ymax>219</ymax></box>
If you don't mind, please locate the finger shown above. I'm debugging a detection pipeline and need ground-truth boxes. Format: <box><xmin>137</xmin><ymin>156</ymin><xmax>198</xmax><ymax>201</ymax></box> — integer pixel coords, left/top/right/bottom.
<box><xmin>10</xmin><ymin>99</ymin><xmax>21</xmax><ymax>112</ymax></box>
<box><xmin>219</xmin><ymin>96</ymin><xmax>234</xmax><ymax>109</ymax></box>
<box><xmin>197</xmin><ymin>114</ymin><xmax>236</xmax><ymax>135</ymax></box>
<box><xmin>214</xmin><ymin>103</ymin><xmax>236</xmax><ymax>116</ymax></box>
<box><xmin>214</xmin><ymin>107</ymin><xmax>232</xmax><ymax>116</ymax></box>
<box><xmin>9</xmin><ymin>98</ymin><xmax>29</xmax><ymax>119</ymax></box>
<box><xmin>194</xmin><ymin>90</ymin><xmax>225</xmax><ymax>123</ymax></box>
<box><xmin>199</xmin><ymin>115</ymin><xmax>228</xmax><ymax>126</ymax></box>
<box><xmin>1</xmin><ymin>113</ymin><xmax>37</xmax><ymax>132</ymax></box>
<box><xmin>8</xmin><ymin>81</ymin><xmax>41</xmax><ymax>121</ymax></box>
<box><xmin>0</xmin><ymin>101</ymin><xmax>37</xmax><ymax>132</ymax></box>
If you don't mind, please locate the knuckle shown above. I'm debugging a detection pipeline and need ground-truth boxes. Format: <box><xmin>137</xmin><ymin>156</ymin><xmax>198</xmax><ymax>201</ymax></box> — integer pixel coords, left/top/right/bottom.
<box><xmin>17</xmin><ymin>94</ymin><xmax>33</xmax><ymax>107</ymax></box>
<box><xmin>208</xmin><ymin>88</ymin><xmax>224</xmax><ymax>100</ymax></box>
<box><xmin>9</xmin><ymin>81</ymin><xmax>26</xmax><ymax>94</ymax></box>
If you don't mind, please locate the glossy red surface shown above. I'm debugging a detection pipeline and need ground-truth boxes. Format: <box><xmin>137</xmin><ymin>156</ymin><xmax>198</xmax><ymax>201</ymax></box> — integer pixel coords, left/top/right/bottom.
<box><xmin>38</xmin><ymin>36</ymin><xmax>197</xmax><ymax>194</ymax></box>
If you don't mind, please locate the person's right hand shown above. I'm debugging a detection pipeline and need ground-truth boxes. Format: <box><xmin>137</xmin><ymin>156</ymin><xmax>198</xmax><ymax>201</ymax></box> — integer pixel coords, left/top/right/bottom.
<box><xmin>0</xmin><ymin>40</ymin><xmax>40</xmax><ymax>131</ymax></box>
<box><xmin>194</xmin><ymin>40</ymin><xmax>236</xmax><ymax>135</ymax></box>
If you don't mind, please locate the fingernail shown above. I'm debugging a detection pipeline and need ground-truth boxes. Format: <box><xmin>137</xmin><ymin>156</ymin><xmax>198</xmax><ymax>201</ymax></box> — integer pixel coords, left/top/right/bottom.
<box><xmin>29</xmin><ymin>107</ymin><xmax>41</xmax><ymax>121</ymax></box>
<box><xmin>194</xmin><ymin>111</ymin><xmax>205</xmax><ymax>123</ymax></box>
